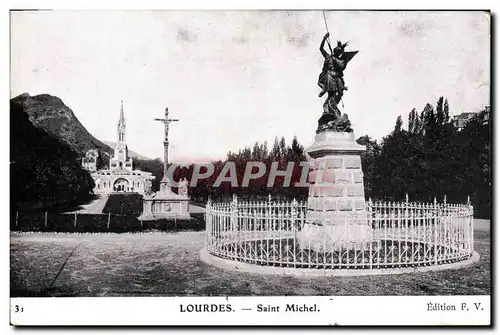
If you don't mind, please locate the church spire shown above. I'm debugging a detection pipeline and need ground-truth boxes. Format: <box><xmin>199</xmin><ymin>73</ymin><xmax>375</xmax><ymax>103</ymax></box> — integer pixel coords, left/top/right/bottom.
<box><xmin>117</xmin><ymin>100</ymin><xmax>126</xmax><ymax>143</ymax></box>
<box><xmin>119</xmin><ymin>100</ymin><xmax>125</xmax><ymax>126</ymax></box>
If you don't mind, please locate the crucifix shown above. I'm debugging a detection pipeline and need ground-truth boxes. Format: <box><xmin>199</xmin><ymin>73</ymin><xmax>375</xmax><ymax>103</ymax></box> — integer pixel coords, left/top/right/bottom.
<box><xmin>154</xmin><ymin>107</ymin><xmax>179</xmax><ymax>185</ymax></box>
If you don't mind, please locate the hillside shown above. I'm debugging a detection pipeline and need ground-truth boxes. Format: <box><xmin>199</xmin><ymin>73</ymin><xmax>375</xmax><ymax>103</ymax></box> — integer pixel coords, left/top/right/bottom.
<box><xmin>10</xmin><ymin>93</ymin><xmax>113</xmax><ymax>156</ymax></box>
<box><xmin>10</xmin><ymin>100</ymin><xmax>95</xmax><ymax>212</ymax></box>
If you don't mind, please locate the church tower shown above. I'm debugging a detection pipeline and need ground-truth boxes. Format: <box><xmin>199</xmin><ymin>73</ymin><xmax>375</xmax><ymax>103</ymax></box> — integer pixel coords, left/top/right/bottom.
<box><xmin>118</xmin><ymin>100</ymin><xmax>126</xmax><ymax>143</ymax></box>
<box><xmin>109</xmin><ymin>100</ymin><xmax>133</xmax><ymax>170</ymax></box>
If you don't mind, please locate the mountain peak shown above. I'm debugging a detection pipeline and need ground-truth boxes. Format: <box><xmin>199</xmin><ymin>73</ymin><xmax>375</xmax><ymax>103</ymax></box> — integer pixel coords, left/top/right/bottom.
<box><xmin>12</xmin><ymin>93</ymin><xmax>65</xmax><ymax>106</ymax></box>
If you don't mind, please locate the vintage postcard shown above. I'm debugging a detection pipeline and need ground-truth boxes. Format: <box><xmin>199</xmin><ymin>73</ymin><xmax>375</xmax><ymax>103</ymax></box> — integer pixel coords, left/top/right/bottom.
<box><xmin>9</xmin><ymin>8</ymin><xmax>491</xmax><ymax>326</ymax></box>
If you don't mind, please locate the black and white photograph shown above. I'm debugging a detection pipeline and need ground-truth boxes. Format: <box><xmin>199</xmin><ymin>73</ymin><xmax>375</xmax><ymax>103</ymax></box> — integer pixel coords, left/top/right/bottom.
<box><xmin>8</xmin><ymin>7</ymin><xmax>491</xmax><ymax>326</ymax></box>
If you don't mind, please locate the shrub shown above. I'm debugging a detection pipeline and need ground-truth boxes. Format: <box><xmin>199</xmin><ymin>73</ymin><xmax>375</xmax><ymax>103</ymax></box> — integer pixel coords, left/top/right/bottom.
<box><xmin>11</xmin><ymin>212</ymin><xmax>205</xmax><ymax>233</ymax></box>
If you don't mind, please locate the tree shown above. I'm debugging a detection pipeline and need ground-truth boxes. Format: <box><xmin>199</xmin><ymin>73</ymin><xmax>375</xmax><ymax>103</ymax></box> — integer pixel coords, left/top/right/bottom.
<box><xmin>270</xmin><ymin>137</ymin><xmax>281</xmax><ymax>162</ymax></box>
<box><xmin>134</xmin><ymin>158</ymin><xmax>163</xmax><ymax>192</ymax></box>
<box><xmin>394</xmin><ymin>115</ymin><xmax>403</xmax><ymax>133</ymax></box>
<box><xmin>290</xmin><ymin>136</ymin><xmax>305</xmax><ymax>161</ymax></box>
<box><xmin>422</xmin><ymin>103</ymin><xmax>438</xmax><ymax>139</ymax></box>
<box><xmin>443</xmin><ymin>99</ymin><xmax>450</xmax><ymax>124</ymax></box>
<box><xmin>279</xmin><ymin>136</ymin><xmax>287</xmax><ymax>163</ymax></box>
<box><xmin>435</xmin><ymin>96</ymin><xmax>448</xmax><ymax>126</ymax></box>
<box><xmin>407</xmin><ymin>108</ymin><xmax>417</xmax><ymax>133</ymax></box>
<box><xmin>356</xmin><ymin>135</ymin><xmax>381</xmax><ymax>198</ymax></box>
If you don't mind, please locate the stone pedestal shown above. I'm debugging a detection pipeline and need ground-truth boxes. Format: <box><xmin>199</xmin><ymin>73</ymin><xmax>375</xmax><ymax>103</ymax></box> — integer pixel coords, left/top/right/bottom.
<box><xmin>140</xmin><ymin>178</ymin><xmax>191</xmax><ymax>221</ymax></box>
<box><xmin>299</xmin><ymin>131</ymin><xmax>369</xmax><ymax>251</ymax></box>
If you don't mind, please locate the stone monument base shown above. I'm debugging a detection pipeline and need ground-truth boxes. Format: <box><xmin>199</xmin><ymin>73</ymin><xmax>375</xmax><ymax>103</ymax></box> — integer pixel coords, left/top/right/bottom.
<box><xmin>300</xmin><ymin>223</ymin><xmax>371</xmax><ymax>251</ymax></box>
<box><xmin>299</xmin><ymin>130</ymin><xmax>369</xmax><ymax>251</ymax></box>
<box><xmin>140</xmin><ymin>181</ymin><xmax>191</xmax><ymax>221</ymax></box>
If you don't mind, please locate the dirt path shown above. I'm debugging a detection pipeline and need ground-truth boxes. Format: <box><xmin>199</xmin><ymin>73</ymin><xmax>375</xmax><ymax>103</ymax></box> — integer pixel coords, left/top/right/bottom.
<box><xmin>68</xmin><ymin>194</ymin><xmax>109</xmax><ymax>214</ymax></box>
<box><xmin>189</xmin><ymin>203</ymin><xmax>205</xmax><ymax>213</ymax></box>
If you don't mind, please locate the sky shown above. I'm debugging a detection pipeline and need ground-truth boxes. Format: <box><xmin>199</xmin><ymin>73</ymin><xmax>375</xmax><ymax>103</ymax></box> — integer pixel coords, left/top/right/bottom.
<box><xmin>10</xmin><ymin>10</ymin><xmax>490</xmax><ymax>162</ymax></box>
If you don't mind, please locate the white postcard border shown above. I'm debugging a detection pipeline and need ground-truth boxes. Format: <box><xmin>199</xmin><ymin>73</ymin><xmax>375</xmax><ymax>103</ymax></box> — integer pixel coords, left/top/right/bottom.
<box><xmin>4</xmin><ymin>0</ymin><xmax>496</xmax><ymax>331</ymax></box>
<box><xmin>10</xmin><ymin>296</ymin><xmax>491</xmax><ymax>326</ymax></box>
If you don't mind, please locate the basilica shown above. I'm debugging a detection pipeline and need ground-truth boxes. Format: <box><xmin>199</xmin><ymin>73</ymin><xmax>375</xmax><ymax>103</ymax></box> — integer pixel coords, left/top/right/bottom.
<box><xmin>83</xmin><ymin>101</ymin><xmax>154</xmax><ymax>195</ymax></box>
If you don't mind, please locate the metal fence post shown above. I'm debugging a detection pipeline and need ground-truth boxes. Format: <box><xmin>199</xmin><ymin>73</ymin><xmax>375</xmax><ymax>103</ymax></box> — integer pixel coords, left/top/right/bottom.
<box><xmin>16</xmin><ymin>210</ymin><xmax>19</xmax><ymax>228</ymax></box>
<box><xmin>291</xmin><ymin>198</ymin><xmax>298</xmax><ymax>265</ymax></box>
<box><xmin>231</xmin><ymin>194</ymin><xmax>237</xmax><ymax>230</ymax></box>
<box><xmin>74</xmin><ymin>212</ymin><xmax>77</xmax><ymax>228</ymax></box>
<box><xmin>267</xmin><ymin>194</ymin><xmax>272</xmax><ymax>231</ymax></box>
<box><xmin>231</xmin><ymin>194</ymin><xmax>238</xmax><ymax>259</ymax></box>
<box><xmin>368</xmin><ymin>198</ymin><xmax>373</xmax><ymax>269</ymax></box>
<box><xmin>291</xmin><ymin>198</ymin><xmax>298</xmax><ymax>231</ymax></box>
<box><xmin>467</xmin><ymin>195</ymin><xmax>473</xmax><ymax>255</ymax></box>
<box><xmin>433</xmin><ymin>197</ymin><xmax>438</xmax><ymax>265</ymax></box>
<box><xmin>44</xmin><ymin>211</ymin><xmax>48</xmax><ymax>228</ymax></box>
<box><xmin>206</xmin><ymin>197</ymin><xmax>212</xmax><ymax>247</ymax></box>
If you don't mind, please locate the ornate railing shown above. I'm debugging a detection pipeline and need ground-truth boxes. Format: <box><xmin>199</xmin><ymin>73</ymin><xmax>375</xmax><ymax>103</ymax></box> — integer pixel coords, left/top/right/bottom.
<box><xmin>205</xmin><ymin>196</ymin><xmax>474</xmax><ymax>270</ymax></box>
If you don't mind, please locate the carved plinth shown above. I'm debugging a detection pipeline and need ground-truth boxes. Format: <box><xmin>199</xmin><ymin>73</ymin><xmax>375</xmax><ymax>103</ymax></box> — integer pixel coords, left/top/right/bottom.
<box><xmin>299</xmin><ymin>131</ymin><xmax>369</xmax><ymax>251</ymax></box>
<box><xmin>140</xmin><ymin>179</ymin><xmax>191</xmax><ymax>221</ymax></box>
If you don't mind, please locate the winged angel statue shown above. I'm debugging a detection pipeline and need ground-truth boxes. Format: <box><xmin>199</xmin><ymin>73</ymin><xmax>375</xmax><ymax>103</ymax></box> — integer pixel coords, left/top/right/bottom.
<box><xmin>316</xmin><ymin>32</ymin><xmax>358</xmax><ymax>133</ymax></box>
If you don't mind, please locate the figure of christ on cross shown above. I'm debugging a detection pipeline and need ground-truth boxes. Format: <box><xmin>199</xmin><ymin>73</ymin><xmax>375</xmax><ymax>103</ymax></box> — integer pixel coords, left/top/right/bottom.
<box><xmin>154</xmin><ymin>107</ymin><xmax>179</xmax><ymax>183</ymax></box>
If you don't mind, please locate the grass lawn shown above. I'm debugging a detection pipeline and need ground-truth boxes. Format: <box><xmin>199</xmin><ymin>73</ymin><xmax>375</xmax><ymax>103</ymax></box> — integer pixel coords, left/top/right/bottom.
<box><xmin>10</xmin><ymin>220</ymin><xmax>490</xmax><ymax>297</ymax></box>
<box><xmin>102</xmin><ymin>193</ymin><xmax>144</xmax><ymax>216</ymax></box>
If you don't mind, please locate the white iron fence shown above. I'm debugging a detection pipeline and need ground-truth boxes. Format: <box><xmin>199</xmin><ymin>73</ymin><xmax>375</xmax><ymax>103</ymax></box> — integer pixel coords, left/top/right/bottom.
<box><xmin>205</xmin><ymin>195</ymin><xmax>474</xmax><ymax>269</ymax></box>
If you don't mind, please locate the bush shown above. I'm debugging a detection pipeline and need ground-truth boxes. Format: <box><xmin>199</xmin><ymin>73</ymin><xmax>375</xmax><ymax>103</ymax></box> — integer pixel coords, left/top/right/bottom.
<box><xmin>11</xmin><ymin>212</ymin><xmax>205</xmax><ymax>233</ymax></box>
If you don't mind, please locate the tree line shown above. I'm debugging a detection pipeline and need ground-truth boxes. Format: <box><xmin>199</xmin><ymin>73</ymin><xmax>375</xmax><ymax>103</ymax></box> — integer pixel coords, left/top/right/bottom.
<box><xmin>359</xmin><ymin>97</ymin><xmax>490</xmax><ymax>218</ymax></box>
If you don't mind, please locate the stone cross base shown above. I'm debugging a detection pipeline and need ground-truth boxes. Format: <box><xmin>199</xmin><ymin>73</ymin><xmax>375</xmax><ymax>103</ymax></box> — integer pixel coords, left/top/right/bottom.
<box><xmin>140</xmin><ymin>183</ymin><xmax>191</xmax><ymax>221</ymax></box>
<box><xmin>299</xmin><ymin>131</ymin><xmax>369</xmax><ymax>251</ymax></box>
<box><xmin>141</xmin><ymin>198</ymin><xmax>191</xmax><ymax>221</ymax></box>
